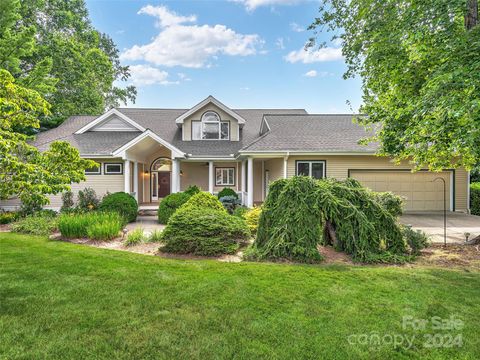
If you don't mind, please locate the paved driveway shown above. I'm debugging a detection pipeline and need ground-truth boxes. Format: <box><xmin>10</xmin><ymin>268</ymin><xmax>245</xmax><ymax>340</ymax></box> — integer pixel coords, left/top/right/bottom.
<box><xmin>400</xmin><ymin>212</ymin><xmax>480</xmax><ymax>244</ymax></box>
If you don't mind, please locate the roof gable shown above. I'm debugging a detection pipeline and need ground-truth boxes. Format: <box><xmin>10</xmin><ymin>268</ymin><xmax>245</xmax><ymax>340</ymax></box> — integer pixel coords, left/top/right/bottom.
<box><xmin>174</xmin><ymin>96</ymin><xmax>246</xmax><ymax>126</ymax></box>
<box><xmin>75</xmin><ymin>109</ymin><xmax>146</xmax><ymax>134</ymax></box>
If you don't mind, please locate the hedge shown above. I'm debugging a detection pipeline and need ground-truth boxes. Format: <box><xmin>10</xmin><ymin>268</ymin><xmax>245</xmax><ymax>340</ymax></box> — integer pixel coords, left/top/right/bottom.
<box><xmin>180</xmin><ymin>192</ymin><xmax>226</xmax><ymax>212</ymax></box>
<box><xmin>471</xmin><ymin>182</ymin><xmax>480</xmax><ymax>216</ymax></box>
<box><xmin>157</xmin><ymin>186</ymin><xmax>201</xmax><ymax>224</ymax></box>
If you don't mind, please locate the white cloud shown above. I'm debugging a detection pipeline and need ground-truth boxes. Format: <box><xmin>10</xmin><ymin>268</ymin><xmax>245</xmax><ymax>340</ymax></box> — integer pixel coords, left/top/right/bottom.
<box><xmin>303</xmin><ymin>70</ymin><xmax>334</xmax><ymax>78</ymax></box>
<box><xmin>177</xmin><ymin>73</ymin><xmax>191</xmax><ymax>81</ymax></box>
<box><xmin>129</xmin><ymin>65</ymin><xmax>177</xmax><ymax>86</ymax></box>
<box><xmin>290</xmin><ymin>22</ymin><xmax>304</xmax><ymax>32</ymax></box>
<box><xmin>233</xmin><ymin>0</ymin><xmax>302</xmax><ymax>11</ymax></box>
<box><xmin>275</xmin><ymin>37</ymin><xmax>285</xmax><ymax>49</ymax></box>
<box><xmin>240</xmin><ymin>86</ymin><xmax>250</xmax><ymax>90</ymax></box>
<box><xmin>285</xmin><ymin>46</ymin><xmax>343</xmax><ymax>63</ymax></box>
<box><xmin>121</xmin><ymin>5</ymin><xmax>263</xmax><ymax>68</ymax></box>
<box><xmin>138</xmin><ymin>5</ymin><xmax>196</xmax><ymax>28</ymax></box>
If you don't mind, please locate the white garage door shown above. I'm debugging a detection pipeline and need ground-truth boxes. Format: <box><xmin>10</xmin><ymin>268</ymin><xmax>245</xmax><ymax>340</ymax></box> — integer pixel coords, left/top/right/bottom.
<box><xmin>350</xmin><ymin>171</ymin><xmax>451</xmax><ymax>211</ymax></box>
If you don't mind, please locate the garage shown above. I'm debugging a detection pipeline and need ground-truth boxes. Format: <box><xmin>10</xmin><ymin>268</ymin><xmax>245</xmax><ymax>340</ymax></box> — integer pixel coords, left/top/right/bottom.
<box><xmin>350</xmin><ymin>170</ymin><xmax>452</xmax><ymax>212</ymax></box>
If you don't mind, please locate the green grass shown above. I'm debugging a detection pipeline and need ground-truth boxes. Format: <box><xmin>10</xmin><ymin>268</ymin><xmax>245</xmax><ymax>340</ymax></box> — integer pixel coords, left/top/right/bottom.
<box><xmin>1</xmin><ymin>233</ymin><xmax>479</xmax><ymax>360</ymax></box>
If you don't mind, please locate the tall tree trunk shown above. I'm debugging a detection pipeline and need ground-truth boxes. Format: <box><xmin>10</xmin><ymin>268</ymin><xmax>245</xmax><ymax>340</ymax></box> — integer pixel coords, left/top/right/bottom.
<box><xmin>465</xmin><ymin>0</ymin><xmax>479</xmax><ymax>30</ymax></box>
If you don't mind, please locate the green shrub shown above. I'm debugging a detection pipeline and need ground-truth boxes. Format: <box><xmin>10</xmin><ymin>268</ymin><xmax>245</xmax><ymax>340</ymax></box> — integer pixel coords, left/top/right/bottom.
<box><xmin>252</xmin><ymin>177</ymin><xmax>407</xmax><ymax>264</ymax></box>
<box><xmin>99</xmin><ymin>192</ymin><xmax>138</xmax><ymax>222</ymax></box>
<box><xmin>402</xmin><ymin>225</ymin><xmax>430</xmax><ymax>255</ymax></box>
<box><xmin>124</xmin><ymin>228</ymin><xmax>145</xmax><ymax>246</ymax></box>
<box><xmin>181</xmin><ymin>192</ymin><xmax>226</xmax><ymax>212</ymax></box>
<box><xmin>233</xmin><ymin>206</ymin><xmax>249</xmax><ymax>218</ymax></box>
<box><xmin>219</xmin><ymin>195</ymin><xmax>241</xmax><ymax>214</ymax></box>
<box><xmin>61</xmin><ymin>190</ymin><xmax>75</xmax><ymax>212</ymax></box>
<box><xmin>373</xmin><ymin>191</ymin><xmax>404</xmax><ymax>217</ymax></box>
<box><xmin>471</xmin><ymin>183</ymin><xmax>480</xmax><ymax>216</ymax></box>
<box><xmin>147</xmin><ymin>229</ymin><xmax>163</xmax><ymax>242</ymax></box>
<box><xmin>217</xmin><ymin>187</ymin><xmax>238</xmax><ymax>199</ymax></box>
<box><xmin>77</xmin><ymin>187</ymin><xmax>99</xmax><ymax>211</ymax></box>
<box><xmin>185</xmin><ymin>185</ymin><xmax>201</xmax><ymax>196</ymax></box>
<box><xmin>11</xmin><ymin>213</ymin><xmax>58</xmax><ymax>236</ymax></box>
<box><xmin>244</xmin><ymin>207</ymin><xmax>262</xmax><ymax>235</ymax></box>
<box><xmin>161</xmin><ymin>207</ymin><xmax>250</xmax><ymax>256</ymax></box>
<box><xmin>58</xmin><ymin>212</ymin><xmax>124</xmax><ymax>240</ymax></box>
<box><xmin>0</xmin><ymin>211</ymin><xmax>19</xmax><ymax>224</ymax></box>
<box><xmin>157</xmin><ymin>192</ymin><xmax>191</xmax><ymax>224</ymax></box>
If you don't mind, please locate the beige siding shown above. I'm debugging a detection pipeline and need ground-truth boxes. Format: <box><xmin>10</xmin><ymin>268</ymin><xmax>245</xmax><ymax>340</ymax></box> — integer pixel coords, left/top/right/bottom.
<box><xmin>179</xmin><ymin>161</ymin><xmax>242</xmax><ymax>193</ymax></box>
<box><xmin>265</xmin><ymin>158</ymin><xmax>284</xmax><ymax>184</ymax></box>
<box><xmin>0</xmin><ymin>158</ymin><xmax>124</xmax><ymax>210</ymax></box>
<box><xmin>182</xmin><ymin>104</ymin><xmax>239</xmax><ymax>141</ymax></box>
<box><xmin>286</xmin><ymin>155</ymin><xmax>469</xmax><ymax>211</ymax></box>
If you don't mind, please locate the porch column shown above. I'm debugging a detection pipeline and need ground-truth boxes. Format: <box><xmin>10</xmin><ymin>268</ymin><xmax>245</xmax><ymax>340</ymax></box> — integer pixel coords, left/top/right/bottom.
<box><xmin>124</xmin><ymin>159</ymin><xmax>131</xmax><ymax>194</ymax></box>
<box><xmin>283</xmin><ymin>157</ymin><xmax>288</xmax><ymax>179</ymax></box>
<box><xmin>171</xmin><ymin>159</ymin><xmax>179</xmax><ymax>193</ymax></box>
<box><xmin>241</xmin><ymin>160</ymin><xmax>246</xmax><ymax>205</ymax></box>
<box><xmin>247</xmin><ymin>157</ymin><xmax>254</xmax><ymax>207</ymax></box>
<box><xmin>208</xmin><ymin>161</ymin><xmax>214</xmax><ymax>194</ymax></box>
<box><xmin>133</xmin><ymin>161</ymin><xmax>138</xmax><ymax>202</ymax></box>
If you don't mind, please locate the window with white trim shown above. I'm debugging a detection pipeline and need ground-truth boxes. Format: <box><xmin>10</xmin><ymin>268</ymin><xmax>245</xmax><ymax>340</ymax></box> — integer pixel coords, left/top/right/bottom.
<box><xmin>192</xmin><ymin>111</ymin><xmax>229</xmax><ymax>140</ymax></box>
<box><xmin>104</xmin><ymin>163</ymin><xmax>123</xmax><ymax>175</ymax></box>
<box><xmin>296</xmin><ymin>161</ymin><xmax>325</xmax><ymax>179</ymax></box>
<box><xmin>85</xmin><ymin>162</ymin><xmax>101</xmax><ymax>175</ymax></box>
<box><xmin>216</xmin><ymin>167</ymin><xmax>235</xmax><ymax>186</ymax></box>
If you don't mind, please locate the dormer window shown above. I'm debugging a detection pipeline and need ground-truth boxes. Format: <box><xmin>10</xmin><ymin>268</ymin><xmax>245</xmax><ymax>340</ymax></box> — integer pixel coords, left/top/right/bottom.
<box><xmin>192</xmin><ymin>111</ymin><xmax>229</xmax><ymax>140</ymax></box>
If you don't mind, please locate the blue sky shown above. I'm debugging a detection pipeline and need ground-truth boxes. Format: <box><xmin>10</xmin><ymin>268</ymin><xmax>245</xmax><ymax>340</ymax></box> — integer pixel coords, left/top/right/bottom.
<box><xmin>85</xmin><ymin>0</ymin><xmax>362</xmax><ymax>113</ymax></box>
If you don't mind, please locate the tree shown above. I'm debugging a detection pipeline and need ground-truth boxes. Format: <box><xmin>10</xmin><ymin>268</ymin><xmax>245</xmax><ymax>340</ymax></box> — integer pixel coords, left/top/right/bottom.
<box><xmin>0</xmin><ymin>69</ymin><xmax>95</xmax><ymax>209</ymax></box>
<box><xmin>309</xmin><ymin>0</ymin><xmax>480</xmax><ymax>170</ymax></box>
<box><xmin>14</xmin><ymin>0</ymin><xmax>136</xmax><ymax>129</ymax></box>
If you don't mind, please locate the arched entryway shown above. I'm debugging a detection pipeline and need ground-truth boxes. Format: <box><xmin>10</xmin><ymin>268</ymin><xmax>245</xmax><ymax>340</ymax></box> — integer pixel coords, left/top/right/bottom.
<box><xmin>150</xmin><ymin>157</ymin><xmax>172</xmax><ymax>201</ymax></box>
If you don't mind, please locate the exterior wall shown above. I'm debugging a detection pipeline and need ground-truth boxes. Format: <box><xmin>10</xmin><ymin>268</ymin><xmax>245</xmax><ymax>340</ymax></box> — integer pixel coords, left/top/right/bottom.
<box><xmin>182</xmin><ymin>104</ymin><xmax>240</xmax><ymax>141</ymax></box>
<box><xmin>179</xmin><ymin>161</ymin><xmax>242</xmax><ymax>193</ymax></box>
<box><xmin>0</xmin><ymin>158</ymin><xmax>125</xmax><ymax>210</ymax></box>
<box><xmin>253</xmin><ymin>160</ymin><xmax>263</xmax><ymax>203</ymax></box>
<box><xmin>264</xmin><ymin>158</ymin><xmax>284</xmax><ymax>183</ymax></box>
<box><xmin>286</xmin><ymin>155</ymin><xmax>469</xmax><ymax>211</ymax></box>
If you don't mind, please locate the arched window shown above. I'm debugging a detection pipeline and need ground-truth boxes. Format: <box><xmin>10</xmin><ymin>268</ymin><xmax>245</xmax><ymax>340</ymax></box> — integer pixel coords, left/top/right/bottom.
<box><xmin>192</xmin><ymin>111</ymin><xmax>229</xmax><ymax>140</ymax></box>
<box><xmin>151</xmin><ymin>158</ymin><xmax>172</xmax><ymax>172</ymax></box>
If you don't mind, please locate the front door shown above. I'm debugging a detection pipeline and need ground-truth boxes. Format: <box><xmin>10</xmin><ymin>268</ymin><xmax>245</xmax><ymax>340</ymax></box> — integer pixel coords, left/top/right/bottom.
<box><xmin>157</xmin><ymin>171</ymin><xmax>171</xmax><ymax>198</ymax></box>
<box><xmin>151</xmin><ymin>171</ymin><xmax>171</xmax><ymax>201</ymax></box>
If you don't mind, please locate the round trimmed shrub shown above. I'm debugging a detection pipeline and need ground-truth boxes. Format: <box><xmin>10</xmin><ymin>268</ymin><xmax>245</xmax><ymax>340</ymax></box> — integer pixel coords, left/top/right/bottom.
<box><xmin>98</xmin><ymin>192</ymin><xmax>138</xmax><ymax>222</ymax></box>
<box><xmin>181</xmin><ymin>191</ymin><xmax>226</xmax><ymax>212</ymax></box>
<box><xmin>217</xmin><ymin>187</ymin><xmax>238</xmax><ymax>199</ymax></box>
<box><xmin>160</xmin><ymin>207</ymin><xmax>250</xmax><ymax>256</ymax></box>
<box><xmin>157</xmin><ymin>192</ymin><xmax>191</xmax><ymax>224</ymax></box>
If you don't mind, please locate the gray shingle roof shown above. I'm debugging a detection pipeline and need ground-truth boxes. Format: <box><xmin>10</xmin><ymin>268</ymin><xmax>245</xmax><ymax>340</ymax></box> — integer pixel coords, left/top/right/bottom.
<box><xmin>240</xmin><ymin>114</ymin><xmax>377</xmax><ymax>153</ymax></box>
<box><xmin>31</xmin><ymin>109</ymin><xmax>375</xmax><ymax>156</ymax></box>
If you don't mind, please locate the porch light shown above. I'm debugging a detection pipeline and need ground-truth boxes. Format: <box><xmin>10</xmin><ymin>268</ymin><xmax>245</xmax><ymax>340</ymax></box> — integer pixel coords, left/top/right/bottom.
<box><xmin>144</xmin><ymin>170</ymin><xmax>149</xmax><ymax>175</ymax></box>
<box><xmin>180</xmin><ymin>170</ymin><xmax>184</xmax><ymax>176</ymax></box>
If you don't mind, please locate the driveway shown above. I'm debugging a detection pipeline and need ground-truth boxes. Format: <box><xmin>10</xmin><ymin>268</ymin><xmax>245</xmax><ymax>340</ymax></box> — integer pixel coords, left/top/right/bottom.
<box><xmin>400</xmin><ymin>212</ymin><xmax>480</xmax><ymax>244</ymax></box>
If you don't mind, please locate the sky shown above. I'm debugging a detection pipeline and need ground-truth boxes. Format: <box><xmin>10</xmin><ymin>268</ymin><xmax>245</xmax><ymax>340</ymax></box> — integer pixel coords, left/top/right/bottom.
<box><xmin>85</xmin><ymin>0</ymin><xmax>363</xmax><ymax>113</ymax></box>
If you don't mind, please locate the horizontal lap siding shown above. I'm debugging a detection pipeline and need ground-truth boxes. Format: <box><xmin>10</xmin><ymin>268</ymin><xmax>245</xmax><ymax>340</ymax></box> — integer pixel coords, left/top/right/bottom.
<box><xmin>287</xmin><ymin>155</ymin><xmax>469</xmax><ymax>211</ymax></box>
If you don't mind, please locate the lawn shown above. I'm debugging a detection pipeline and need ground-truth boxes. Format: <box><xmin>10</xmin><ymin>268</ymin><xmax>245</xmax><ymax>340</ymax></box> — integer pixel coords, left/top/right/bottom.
<box><xmin>1</xmin><ymin>233</ymin><xmax>479</xmax><ymax>359</ymax></box>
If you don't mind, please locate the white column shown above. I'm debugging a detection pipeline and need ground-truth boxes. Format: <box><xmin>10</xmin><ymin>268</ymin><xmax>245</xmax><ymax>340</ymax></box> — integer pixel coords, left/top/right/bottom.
<box><xmin>124</xmin><ymin>159</ymin><xmax>130</xmax><ymax>194</ymax></box>
<box><xmin>247</xmin><ymin>157</ymin><xmax>254</xmax><ymax>207</ymax></box>
<box><xmin>208</xmin><ymin>161</ymin><xmax>214</xmax><ymax>194</ymax></box>
<box><xmin>261</xmin><ymin>160</ymin><xmax>265</xmax><ymax>201</ymax></box>
<box><xmin>241</xmin><ymin>160</ymin><xmax>246</xmax><ymax>205</ymax></box>
<box><xmin>178</xmin><ymin>160</ymin><xmax>182</xmax><ymax>192</ymax></box>
<box><xmin>171</xmin><ymin>159</ymin><xmax>179</xmax><ymax>193</ymax></box>
<box><xmin>283</xmin><ymin>157</ymin><xmax>288</xmax><ymax>179</ymax></box>
<box><xmin>133</xmin><ymin>161</ymin><xmax>138</xmax><ymax>201</ymax></box>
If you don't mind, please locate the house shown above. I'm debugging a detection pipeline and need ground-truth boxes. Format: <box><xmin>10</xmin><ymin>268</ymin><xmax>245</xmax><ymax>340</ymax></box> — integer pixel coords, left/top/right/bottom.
<box><xmin>0</xmin><ymin>96</ymin><xmax>471</xmax><ymax>212</ymax></box>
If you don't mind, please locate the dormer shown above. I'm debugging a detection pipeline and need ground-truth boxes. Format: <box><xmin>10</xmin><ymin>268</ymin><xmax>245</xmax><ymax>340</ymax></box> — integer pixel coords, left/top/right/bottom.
<box><xmin>175</xmin><ymin>96</ymin><xmax>246</xmax><ymax>141</ymax></box>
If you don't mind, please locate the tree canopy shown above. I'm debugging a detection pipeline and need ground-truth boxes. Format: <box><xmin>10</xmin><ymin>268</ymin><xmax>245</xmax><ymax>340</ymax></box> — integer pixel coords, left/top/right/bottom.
<box><xmin>309</xmin><ymin>0</ymin><xmax>480</xmax><ymax>170</ymax></box>
<box><xmin>2</xmin><ymin>0</ymin><xmax>136</xmax><ymax>130</ymax></box>
<box><xmin>0</xmin><ymin>0</ymin><xmax>118</xmax><ymax>209</ymax></box>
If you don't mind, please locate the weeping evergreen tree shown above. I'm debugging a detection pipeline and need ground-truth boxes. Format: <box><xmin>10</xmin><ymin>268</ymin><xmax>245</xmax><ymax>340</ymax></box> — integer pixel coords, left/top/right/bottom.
<box><xmin>250</xmin><ymin>176</ymin><xmax>409</xmax><ymax>263</ymax></box>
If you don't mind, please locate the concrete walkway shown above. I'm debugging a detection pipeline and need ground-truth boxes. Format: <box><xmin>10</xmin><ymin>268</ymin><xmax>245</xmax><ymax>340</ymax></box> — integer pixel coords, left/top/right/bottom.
<box><xmin>126</xmin><ymin>215</ymin><xmax>165</xmax><ymax>233</ymax></box>
<box><xmin>400</xmin><ymin>212</ymin><xmax>480</xmax><ymax>244</ymax></box>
